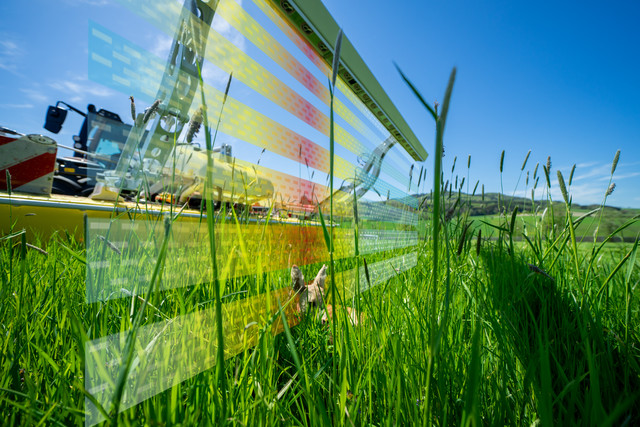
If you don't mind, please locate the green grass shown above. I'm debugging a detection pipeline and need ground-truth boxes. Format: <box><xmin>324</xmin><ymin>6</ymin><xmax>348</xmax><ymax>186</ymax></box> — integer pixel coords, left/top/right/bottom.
<box><xmin>470</xmin><ymin>207</ymin><xmax>640</xmax><ymax>243</ymax></box>
<box><xmin>2</xmin><ymin>70</ymin><xmax>640</xmax><ymax>426</ymax></box>
<box><xmin>1</xmin><ymin>189</ymin><xmax>639</xmax><ymax>425</ymax></box>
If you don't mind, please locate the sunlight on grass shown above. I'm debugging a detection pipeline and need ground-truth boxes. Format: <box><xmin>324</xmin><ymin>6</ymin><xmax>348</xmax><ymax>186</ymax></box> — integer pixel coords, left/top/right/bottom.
<box><xmin>2</xmin><ymin>69</ymin><xmax>639</xmax><ymax>426</ymax></box>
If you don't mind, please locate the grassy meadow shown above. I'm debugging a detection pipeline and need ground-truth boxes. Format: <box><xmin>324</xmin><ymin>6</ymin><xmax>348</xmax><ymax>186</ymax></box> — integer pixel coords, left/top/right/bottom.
<box><xmin>2</xmin><ymin>174</ymin><xmax>639</xmax><ymax>425</ymax></box>
<box><xmin>2</xmin><ymin>69</ymin><xmax>640</xmax><ymax>426</ymax></box>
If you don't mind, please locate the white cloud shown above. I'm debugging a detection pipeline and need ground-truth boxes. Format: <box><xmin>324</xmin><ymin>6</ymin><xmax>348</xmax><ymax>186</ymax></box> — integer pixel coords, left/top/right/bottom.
<box><xmin>199</xmin><ymin>0</ymin><xmax>246</xmax><ymax>88</ymax></box>
<box><xmin>545</xmin><ymin>162</ymin><xmax>615</xmax><ymax>204</ymax></box>
<box><xmin>200</xmin><ymin>61</ymin><xmax>232</xmax><ymax>87</ymax></box>
<box><xmin>566</xmin><ymin>160</ymin><xmax>639</xmax><ymax>189</ymax></box>
<box><xmin>21</xmin><ymin>88</ymin><xmax>49</xmax><ymax>103</ymax></box>
<box><xmin>49</xmin><ymin>78</ymin><xmax>113</xmax><ymax>99</ymax></box>
<box><xmin>0</xmin><ymin>40</ymin><xmax>19</xmax><ymax>54</ymax></box>
<box><xmin>511</xmin><ymin>168</ymin><xmax>618</xmax><ymax>206</ymax></box>
<box><xmin>571</xmin><ymin>162</ymin><xmax>612</xmax><ymax>183</ymax></box>
<box><xmin>0</xmin><ymin>103</ymin><xmax>34</xmax><ymax>109</ymax></box>
<box><xmin>576</xmin><ymin>161</ymin><xmax>599</xmax><ymax>169</ymax></box>
<box><xmin>152</xmin><ymin>1</ymin><xmax>247</xmax><ymax>57</ymax></box>
<box><xmin>602</xmin><ymin>172</ymin><xmax>640</xmax><ymax>181</ymax></box>
<box><xmin>142</xmin><ymin>0</ymin><xmax>246</xmax><ymax>91</ymax></box>
<box><xmin>150</xmin><ymin>34</ymin><xmax>173</xmax><ymax>60</ymax></box>
<box><xmin>19</xmin><ymin>76</ymin><xmax>111</xmax><ymax>109</ymax></box>
<box><xmin>212</xmin><ymin>5</ymin><xmax>247</xmax><ymax>53</ymax></box>
<box><xmin>0</xmin><ymin>38</ymin><xmax>24</xmax><ymax>75</ymax></box>
<box><xmin>553</xmin><ymin>181</ymin><xmax>608</xmax><ymax>205</ymax></box>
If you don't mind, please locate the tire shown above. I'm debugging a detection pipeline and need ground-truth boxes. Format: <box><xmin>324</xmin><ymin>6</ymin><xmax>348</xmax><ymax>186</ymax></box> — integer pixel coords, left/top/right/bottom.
<box><xmin>51</xmin><ymin>175</ymin><xmax>83</xmax><ymax>196</ymax></box>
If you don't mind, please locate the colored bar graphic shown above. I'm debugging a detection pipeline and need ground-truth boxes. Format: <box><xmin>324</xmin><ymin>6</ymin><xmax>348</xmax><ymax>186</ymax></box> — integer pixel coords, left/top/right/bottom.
<box><xmin>86</xmin><ymin>217</ymin><xmax>418</xmax><ymax>303</ymax></box>
<box><xmin>84</xmin><ymin>252</ymin><xmax>416</xmax><ymax>426</ymax></box>
<box><xmin>81</xmin><ymin>0</ymin><xmax>426</xmax><ymax>423</ymax></box>
<box><xmin>84</xmin><ymin>286</ymin><xmax>299</xmax><ymax>426</ymax></box>
<box><xmin>109</xmin><ymin>0</ymin><xmax>410</xmax><ymax>188</ymax></box>
<box><xmin>249</xmin><ymin>0</ymin><xmax>395</xmax><ymax>144</ymax></box>
<box><xmin>88</xmin><ymin>21</ymin><xmax>418</xmax><ymax>206</ymax></box>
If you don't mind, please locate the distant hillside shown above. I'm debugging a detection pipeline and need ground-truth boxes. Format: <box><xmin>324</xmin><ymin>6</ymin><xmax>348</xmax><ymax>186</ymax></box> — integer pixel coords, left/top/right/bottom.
<box><xmin>387</xmin><ymin>192</ymin><xmax>640</xmax><ymax>218</ymax></box>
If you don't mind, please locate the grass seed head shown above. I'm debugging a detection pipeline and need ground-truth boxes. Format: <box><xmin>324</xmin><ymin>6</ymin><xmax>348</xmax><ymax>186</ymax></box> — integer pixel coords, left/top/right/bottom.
<box><xmin>143</xmin><ymin>99</ymin><xmax>161</xmax><ymax>124</ymax></box>
<box><xmin>445</xmin><ymin>205</ymin><xmax>456</xmax><ymax>222</ymax></box>
<box><xmin>331</xmin><ymin>28</ymin><xmax>343</xmax><ymax>87</ymax></box>
<box><xmin>457</xmin><ymin>223</ymin><xmax>469</xmax><ymax>256</ymax></box>
<box><xmin>606</xmin><ymin>182</ymin><xmax>616</xmax><ymax>196</ymax></box>
<box><xmin>500</xmin><ymin>150</ymin><xmax>505</xmax><ymax>173</ymax></box>
<box><xmin>569</xmin><ymin>164</ymin><xmax>576</xmax><ymax>186</ymax></box>
<box><xmin>521</xmin><ymin>149</ymin><xmax>531</xmax><ymax>171</ymax></box>
<box><xmin>543</xmin><ymin>165</ymin><xmax>551</xmax><ymax>188</ymax></box>
<box><xmin>223</xmin><ymin>72</ymin><xmax>233</xmax><ymax>102</ymax></box>
<box><xmin>186</xmin><ymin>106</ymin><xmax>204</xmax><ymax>143</ymax></box>
<box><xmin>527</xmin><ymin>263</ymin><xmax>555</xmax><ymax>282</ymax></box>
<box><xmin>611</xmin><ymin>149</ymin><xmax>621</xmax><ymax>175</ymax></box>
<box><xmin>557</xmin><ymin>170</ymin><xmax>569</xmax><ymax>203</ymax></box>
<box><xmin>129</xmin><ymin>95</ymin><xmax>136</xmax><ymax>122</ymax></box>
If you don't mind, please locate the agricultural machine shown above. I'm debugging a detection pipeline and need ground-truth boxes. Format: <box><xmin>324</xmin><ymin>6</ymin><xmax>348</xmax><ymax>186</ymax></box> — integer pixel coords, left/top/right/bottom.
<box><xmin>1</xmin><ymin>0</ymin><xmax>276</xmax><ymax>222</ymax></box>
<box><xmin>0</xmin><ymin>0</ymin><xmax>399</xmax><ymax>239</ymax></box>
<box><xmin>1</xmin><ymin>97</ymin><xmax>274</xmax><ymax>210</ymax></box>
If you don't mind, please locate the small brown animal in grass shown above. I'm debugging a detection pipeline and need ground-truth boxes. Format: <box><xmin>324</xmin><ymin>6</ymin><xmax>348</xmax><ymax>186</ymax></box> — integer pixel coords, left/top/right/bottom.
<box><xmin>291</xmin><ymin>264</ymin><xmax>326</xmax><ymax>314</ymax></box>
<box><xmin>291</xmin><ymin>264</ymin><xmax>363</xmax><ymax>326</ymax></box>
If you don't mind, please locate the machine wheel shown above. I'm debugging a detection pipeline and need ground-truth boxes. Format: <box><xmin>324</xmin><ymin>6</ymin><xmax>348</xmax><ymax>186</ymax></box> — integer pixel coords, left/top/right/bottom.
<box><xmin>77</xmin><ymin>177</ymin><xmax>96</xmax><ymax>197</ymax></box>
<box><xmin>52</xmin><ymin>175</ymin><xmax>83</xmax><ymax>196</ymax></box>
<box><xmin>186</xmin><ymin>197</ymin><xmax>202</xmax><ymax>210</ymax></box>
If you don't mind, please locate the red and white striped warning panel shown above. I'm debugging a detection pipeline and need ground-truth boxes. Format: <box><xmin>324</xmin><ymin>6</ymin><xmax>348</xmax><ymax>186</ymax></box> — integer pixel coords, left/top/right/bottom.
<box><xmin>0</xmin><ymin>129</ymin><xmax>57</xmax><ymax>195</ymax></box>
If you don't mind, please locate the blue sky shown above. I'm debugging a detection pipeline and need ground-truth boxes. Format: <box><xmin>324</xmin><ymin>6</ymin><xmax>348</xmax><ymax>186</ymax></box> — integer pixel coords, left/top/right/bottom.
<box><xmin>322</xmin><ymin>0</ymin><xmax>640</xmax><ymax>208</ymax></box>
<box><xmin>1</xmin><ymin>0</ymin><xmax>639</xmax><ymax>207</ymax></box>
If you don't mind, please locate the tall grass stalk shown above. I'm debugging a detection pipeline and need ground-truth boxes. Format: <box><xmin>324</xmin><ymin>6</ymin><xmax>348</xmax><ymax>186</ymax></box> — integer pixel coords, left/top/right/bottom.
<box><xmin>624</xmin><ymin>239</ymin><xmax>638</xmax><ymax>386</ymax></box>
<box><xmin>508</xmin><ymin>149</ymin><xmax>531</xmax><ymax>213</ymax></box>
<box><xmin>542</xmin><ymin>157</ymin><xmax>558</xmax><ymax>241</ymax></box>
<box><xmin>109</xmin><ymin>218</ymin><xmax>171</xmax><ymax>422</ymax></box>
<box><xmin>397</xmin><ymin>64</ymin><xmax>456</xmax><ymax>422</ymax></box>
<box><xmin>499</xmin><ymin>149</ymin><xmax>505</xmax><ymax>214</ymax></box>
<box><xmin>557</xmin><ymin>170</ymin><xmax>582</xmax><ymax>296</ymax></box>
<box><xmin>593</xmin><ymin>150</ymin><xmax>621</xmax><ymax>244</ymax></box>
<box><xmin>198</xmin><ymin>67</ymin><xmax>233</xmax><ymax>419</ymax></box>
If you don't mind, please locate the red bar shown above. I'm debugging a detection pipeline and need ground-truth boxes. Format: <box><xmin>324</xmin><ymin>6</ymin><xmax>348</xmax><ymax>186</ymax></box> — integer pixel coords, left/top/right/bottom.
<box><xmin>0</xmin><ymin>152</ymin><xmax>57</xmax><ymax>190</ymax></box>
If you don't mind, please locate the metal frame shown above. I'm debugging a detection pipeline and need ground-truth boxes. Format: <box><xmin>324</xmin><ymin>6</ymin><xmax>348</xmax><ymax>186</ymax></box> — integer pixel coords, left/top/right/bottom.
<box><xmin>270</xmin><ymin>0</ymin><xmax>427</xmax><ymax>161</ymax></box>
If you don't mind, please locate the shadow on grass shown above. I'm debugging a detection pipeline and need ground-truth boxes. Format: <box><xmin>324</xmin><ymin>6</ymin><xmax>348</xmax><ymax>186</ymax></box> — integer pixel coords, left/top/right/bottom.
<box><xmin>481</xmin><ymin>247</ymin><xmax>640</xmax><ymax>424</ymax></box>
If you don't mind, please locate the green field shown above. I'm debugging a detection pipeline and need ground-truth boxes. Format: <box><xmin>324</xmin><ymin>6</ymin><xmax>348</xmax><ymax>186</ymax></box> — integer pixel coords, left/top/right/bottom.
<box><xmin>2</xmin><ymin>194</ymin><xmax>639</xmax><ymax>425</ymax></box>
<box><xmin>2</xmin><ymin>67</ymin><xmax>639</xmax><ymax>426</ymax></box>
<box><xmin>404</xmin><ymin>191</ymin><xmax>640</xmax><ymax>243</ymax></box>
